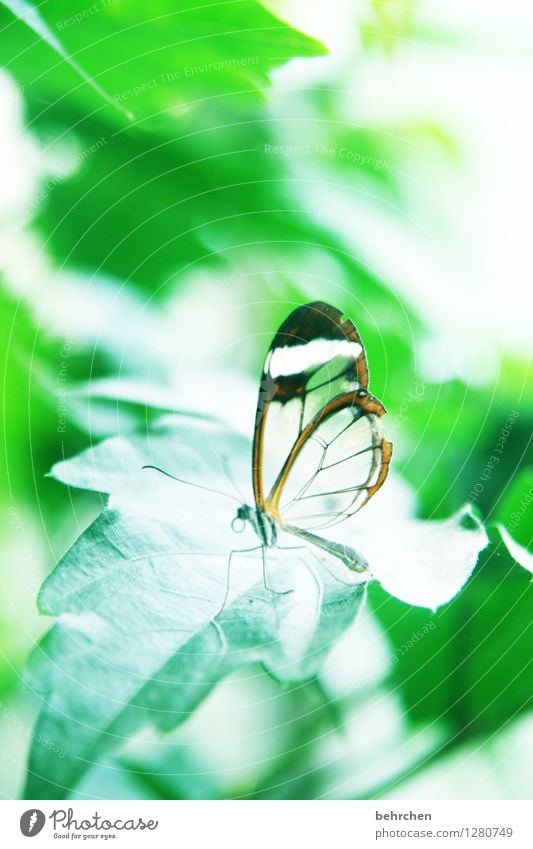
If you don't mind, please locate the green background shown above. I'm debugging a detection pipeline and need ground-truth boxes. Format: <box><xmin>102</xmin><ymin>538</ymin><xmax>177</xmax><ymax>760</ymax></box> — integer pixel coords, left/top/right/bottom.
<box><xmin>0</xmin><ymin>0</ymin><xmax>531</xmax><ymax>800</ymax></box>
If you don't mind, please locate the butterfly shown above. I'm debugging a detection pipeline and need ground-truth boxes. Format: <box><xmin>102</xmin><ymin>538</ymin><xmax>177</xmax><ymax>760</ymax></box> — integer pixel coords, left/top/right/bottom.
<box><xmin>231</xmin><ymin>301</ymin><xmax>392</xmax><ymax>589</ymax></box>
<box><xmin>144</xmin><ymin>301</ymin><xmax>392</xmax><ymax>613</ymax></box>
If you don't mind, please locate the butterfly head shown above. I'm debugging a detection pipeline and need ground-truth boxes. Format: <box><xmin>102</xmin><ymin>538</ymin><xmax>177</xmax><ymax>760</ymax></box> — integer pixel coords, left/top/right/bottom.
<box><xmin>232</xmin><ymin>504</ymin><xmax>251</xmax><ymax>532</ymax></box>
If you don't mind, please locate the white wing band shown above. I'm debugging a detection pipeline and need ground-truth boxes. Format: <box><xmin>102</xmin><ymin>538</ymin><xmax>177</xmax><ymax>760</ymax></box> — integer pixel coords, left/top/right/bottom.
<box><xmin>268</xmin><ymin>339</ymin><xmax>363</xmax><ymax>378</ymax></box>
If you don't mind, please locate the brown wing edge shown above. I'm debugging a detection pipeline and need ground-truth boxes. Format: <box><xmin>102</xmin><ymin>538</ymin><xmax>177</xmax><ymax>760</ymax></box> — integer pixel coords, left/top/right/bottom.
<box><xmin>268</xmin><ymin>302</ymin><xmax>369</xmax><ymax>391</ymax></box>
<box><xmin>265</xmin><ymin>390</ymin><xmax>392</xmax><ymax>521</ymax></box>
<box><xmin>252</xmin><ymin>302</ymin><xmax>371</xmax><ymax>510</ymax></box>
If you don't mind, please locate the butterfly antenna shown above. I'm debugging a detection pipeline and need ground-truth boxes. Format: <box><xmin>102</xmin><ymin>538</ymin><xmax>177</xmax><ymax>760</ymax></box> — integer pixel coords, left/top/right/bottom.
<box><xmin>220</xmin><ymin>454</ymin><xmax>247</xmax><ymax>504</ymax></box>
<box><xmin>141</xmin><ymin>465</ymin><xmax>241</xmax><ymax>503</ymax></box>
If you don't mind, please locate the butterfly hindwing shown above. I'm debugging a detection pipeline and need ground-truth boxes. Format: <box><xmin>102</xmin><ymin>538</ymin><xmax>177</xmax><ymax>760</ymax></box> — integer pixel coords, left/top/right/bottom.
<box><xmin>252</xmin><ymin>302</ymin><xmax>392</xmax><ymax>530</ymax></box>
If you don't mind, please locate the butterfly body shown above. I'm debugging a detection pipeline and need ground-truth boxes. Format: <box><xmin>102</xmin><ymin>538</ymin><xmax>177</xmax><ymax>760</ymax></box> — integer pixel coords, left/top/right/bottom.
<box><xmin>234</xmin><ymin>503</ymin><xmax>278</xmax><ymax>547</ymax></box>
<box><xmin>234</xmin><ymin>503</ymin><xmax>370</xmax><ymax>574</ymax></box>
<box><xmin>237</xmin><ymin>301</ymin><xmax>392</xmax><ymax>582</ymax></box>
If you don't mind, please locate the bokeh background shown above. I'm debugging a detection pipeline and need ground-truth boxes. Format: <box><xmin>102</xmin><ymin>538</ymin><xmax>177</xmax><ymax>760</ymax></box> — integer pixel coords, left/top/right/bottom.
<box><xmin>0</xmin><ymin>0</ymin><xmax>531</xmax><ymax>799</ymax></box>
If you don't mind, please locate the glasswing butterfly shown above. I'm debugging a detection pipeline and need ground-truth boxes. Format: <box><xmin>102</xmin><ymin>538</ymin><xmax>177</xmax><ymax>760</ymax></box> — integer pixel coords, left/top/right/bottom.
<box><xmin>145</xmin><ymin>301</ymin><xmax>392</xmax><ymax>614</ymax></box>
<box><xmin>229</xmin><ymin>301</ymin><xmax>392</xmax><ymax>598</ymax></box>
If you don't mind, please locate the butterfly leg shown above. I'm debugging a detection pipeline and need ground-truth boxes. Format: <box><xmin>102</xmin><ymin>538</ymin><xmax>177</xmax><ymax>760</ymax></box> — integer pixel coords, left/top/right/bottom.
<box><xmin>305</xmin><ymin>546</ymin><xmax>369</xmax><ymax>588</ymax></box>
<box><xmin>261</xmin><ymin>545</ymin><xmax>295</xmax><ymax>596</ymax></box>
<box><xmin>214</xmin><ymin>545</ymin><xmax>263</xmax><ymax>619</ymax></box>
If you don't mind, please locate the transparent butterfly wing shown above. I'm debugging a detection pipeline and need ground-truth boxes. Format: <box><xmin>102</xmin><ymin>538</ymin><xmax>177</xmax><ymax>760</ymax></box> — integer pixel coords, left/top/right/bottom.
<box><xmin>272</xmin><ymin>393</ymin><xmax>392</xmax><ymax>530</ymax></box>
<box><xmin>252</xmin><ymin>302</ymin><xmax>392</xmax><ymax>531</ymax></box>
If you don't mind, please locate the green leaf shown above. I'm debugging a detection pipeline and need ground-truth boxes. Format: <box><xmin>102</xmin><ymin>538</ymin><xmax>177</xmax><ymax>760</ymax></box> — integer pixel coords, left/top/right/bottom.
<box><xmin>0</xmin><ymin>3</ymin><xmax>413</xmax><ymax>347</ymax></box>
<box><xmin>24</xmin><ymin>419</ymin><xmax>366</xmax><ymax>798</ymax></box>
<box><xmin>371</xmin><ymin>531</ymin><xmax>533</xmax><ymax>740</ymax></box>
<box><xmin>0</xmin><ymin>0</ymin><xmax>326</xmax><ymax>125</ymax></box>
<box><xmin>398</xmin><ymin>382</ymin><xmax>528</xmax><ymax>520</ymax></box>
<box><xmin>26</xmin><ymin>100</ymin><xmax>400</xmax><ymax>304</ymax></box>
<box><xmin>24</xmin><ymin>375</ymin><xmax>490</xmax><ymax>798</ymax></box>
<box><xmin>74</xmin><ymin>744</ymin><xmax>222</xmax><ymax>800</ymax></box>
<box><xmin>489</xmin><ymin>525</ymin><xmax>533</xmax><ymax>574</ymax></box>
<box><xmin>0</xmin><ymin>278</ymin><xmax>84</xmax><ymax>503</ymax></box>
<box><xmin>493</xmin><ymin>467</ymin><xmax>533</xmax><ymax>551</ymax></box>
<box><xmin>0</xmin><ymin>0</ymin><xmax>129</xmax><ymax>115</ymax></box>
<box><xmin>351</xmin><ymin>497</ymin><xmax>488</xmax><ymax>609</ymax></box>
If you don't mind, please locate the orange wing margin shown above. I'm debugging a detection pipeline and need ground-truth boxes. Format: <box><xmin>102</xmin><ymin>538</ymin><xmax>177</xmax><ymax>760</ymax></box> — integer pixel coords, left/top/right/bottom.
<box><xmin>265</xmin><ymin>390</ymin><xmax>392</xmax><ymax>522</ymax></box>
<box><xmin>251</xmin><ymin>302</ymin><xmax>370</xmax><ymax>511</ymax></box>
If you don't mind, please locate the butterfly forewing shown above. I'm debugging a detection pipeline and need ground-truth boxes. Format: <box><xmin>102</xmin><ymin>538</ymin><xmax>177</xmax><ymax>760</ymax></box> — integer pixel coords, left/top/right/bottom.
<box><xmin>252</xmin><ymin>302</ymin><xmax>392</xmax><ymax>531</ymax></box>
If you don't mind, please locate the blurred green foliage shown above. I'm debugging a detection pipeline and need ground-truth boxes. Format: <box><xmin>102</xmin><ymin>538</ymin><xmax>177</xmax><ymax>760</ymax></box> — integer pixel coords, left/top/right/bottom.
<box><xmin>0</xmin><ymin>0</ymin><xmax>531</xmax><ymax>801</ymax></box>
<box><xmin>371</xmin><ymin>546</ymin><xmax>532</xmax><ymax>743</ymax></box>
